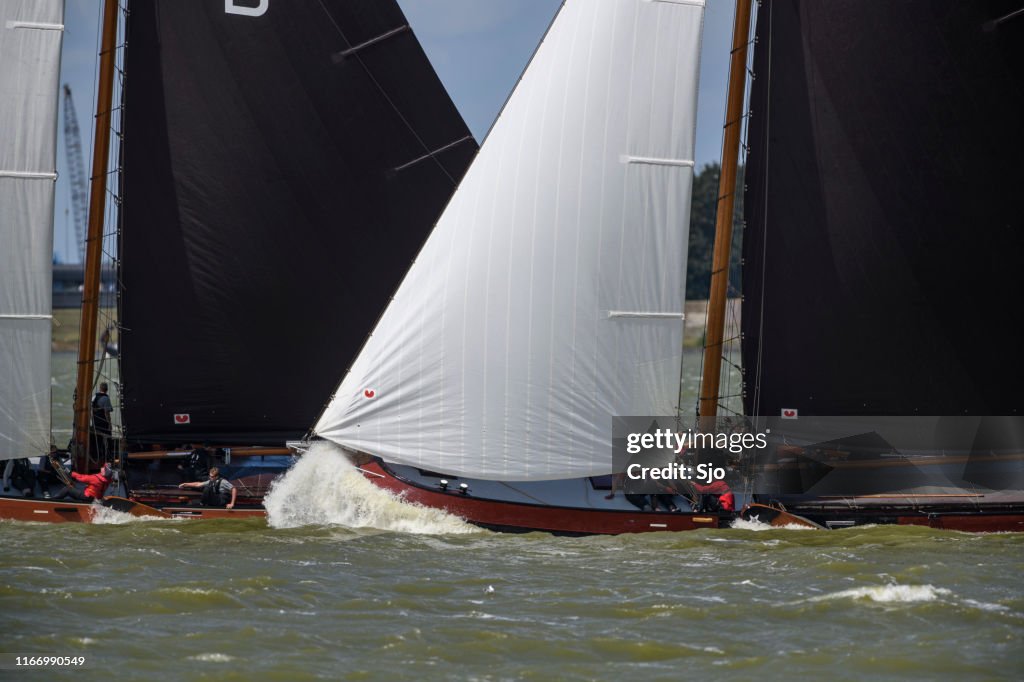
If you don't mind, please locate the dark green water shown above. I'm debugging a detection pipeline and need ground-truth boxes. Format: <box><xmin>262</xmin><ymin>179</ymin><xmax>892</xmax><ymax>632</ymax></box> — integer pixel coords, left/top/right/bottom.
<box><xmin>28</xmin><ymin>352</ymin><xmax>1022</xmax><ymax>680</ymax></box>
<box><xmin>2</xmin><ymin>509</ymin><xmax>1022</xmax><ymax>681</ymax></box>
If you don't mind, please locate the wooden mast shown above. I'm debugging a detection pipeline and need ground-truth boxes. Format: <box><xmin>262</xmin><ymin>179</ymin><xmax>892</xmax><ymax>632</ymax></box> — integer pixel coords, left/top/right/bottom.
<box><xmin>698</xmin><ymin>0</ymin><xmax>753</xmax><ymax>421</ymax></box>
<box><xmin>72</xmin><ymin>0</ymin><xmax>120</xmax><ymax>471</ymax></box>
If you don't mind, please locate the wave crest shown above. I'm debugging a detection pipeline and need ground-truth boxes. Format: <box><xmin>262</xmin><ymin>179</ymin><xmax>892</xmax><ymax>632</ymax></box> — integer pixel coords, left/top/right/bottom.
<box><xmin>264</xmin><ymin>442</ymin><xmax>475</xmax><ymax>535</ymax></box>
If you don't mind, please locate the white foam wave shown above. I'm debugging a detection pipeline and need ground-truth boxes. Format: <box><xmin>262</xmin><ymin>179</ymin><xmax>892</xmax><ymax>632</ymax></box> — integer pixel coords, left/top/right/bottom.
<box><xmin>188</xmin><ymin>653</ymin><xmax>235</xmax><ymax>663</ymax></box>
<box><xmin>157</xmin><ymin>587</ymin><xmax>219</xmax><ymax>596</ymax></box>
<box><xmin>810</xmin><ymin>584</ymin><xmax>952</xmax><ymax>604</ymax></box>
<box><xmin>962</xmin><ymin>599</ymin><xmax>1011</xmax><ymax>613</ymax></box>
<box><xmin>730</xmin><ymin>517</ymin><xmax>815</xmax><ymax>531</ymax></box>
<box><xmin>263</xmin><ymin>442</ymin><xmax>475</xmax><ymax>534</ymax></box>
<box><xmin>90</xmin><ymin>504</ymin><xmax>177</xmax><ymax>525</ymax></box>
<box><xmin>90</xmin><ymin>505</ymin><xmax>142</xmax><ymax>524</ymax></box>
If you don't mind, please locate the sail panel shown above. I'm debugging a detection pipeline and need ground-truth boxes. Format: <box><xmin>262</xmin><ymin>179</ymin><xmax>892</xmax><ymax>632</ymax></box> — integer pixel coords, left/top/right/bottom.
<box><xmin>742</xmin><ymin>0</ymin><xmax>1024</xmax><ymax>417</ymax></box>
<box><xmin>315</xmin><ymin>0</ymin><xmax>704</xmax><ymax>480</ymax></box>
<box><xmin>0</xmin><ymin>0</ymin><xmax>63</xmax><ymax>460</ymax></box>
<box><xmin>119</xmin><ymin>0</ymin><xmax>475</xmax><ymax>445</ymax></box>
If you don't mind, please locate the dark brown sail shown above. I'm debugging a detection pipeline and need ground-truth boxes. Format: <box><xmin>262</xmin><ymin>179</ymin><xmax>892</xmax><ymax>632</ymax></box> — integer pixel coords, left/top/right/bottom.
<box><xmin>742</xmin><ymin>0</ymin><xmax>1024</xmax><ymax>417</ymax></box>
<box><xmin>118</xmin><ymin>0</ymin><xmax>476</xmax><ymax>445</ymax></box>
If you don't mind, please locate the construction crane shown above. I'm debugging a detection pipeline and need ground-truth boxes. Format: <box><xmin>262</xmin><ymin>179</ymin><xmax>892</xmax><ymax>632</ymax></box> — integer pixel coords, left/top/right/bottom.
<box><xmin>62</xmin><ymin>84</ymin><xmax>88</xmax><ymax>264</ymax></box>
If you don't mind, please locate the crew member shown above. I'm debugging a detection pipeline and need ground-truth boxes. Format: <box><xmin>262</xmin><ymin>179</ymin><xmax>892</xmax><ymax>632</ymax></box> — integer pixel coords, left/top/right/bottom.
<box><xmin>37</xmin><ymin>449</ymin><xmax>71</xmax><ymax>498</ymax></box>
<box><xmin>178</xmin><ymin>467</ymin><xmax>236</xmax><ymax>509</ymax></box>
<box><xmin>3</xmin><ymin>458</ymin><xmax>35</xmax><ymax>496</ymax></box>
<box><xmin>91</xmin><ymin>382</ymin><xmax>113</xmax><ymax>458</ymax></box>
<box><xmin>52</xmin><ymin>463</ymin><xmax>113</xmax><ymax>502</ymax></box>
<box><xmin>690</xmin><ymin>479</ymin><xmax>735</xmax><ymax>512</ymax></box>
<box><xmin>178</xmin><ymin>443</ymin><xmax>211</xmax><ymax>481</ymax></box>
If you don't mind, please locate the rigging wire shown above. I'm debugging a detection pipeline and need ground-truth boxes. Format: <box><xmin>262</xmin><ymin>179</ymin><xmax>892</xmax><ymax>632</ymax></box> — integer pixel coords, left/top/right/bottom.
<box><xmin>694</xmin><ymin>0</ymin><xmax>759</xmax><ymax>425</ymax></box>
<box><xmin>752</xmin><ymin>0</ymin><xmax>772</xmax><ymax>423</ymax></box>
<box><xmin>721</xmin><ymin>0</ymin><xmax>759</xmax><ymax>422</ymax></box>
<box><xmin>740</xmin><ymin>0</ymin><xmax>770</xmax><ymax>504</ymax></box>
<box><xmin>82</xmin><ymin>1</ymin><xmax>129</xmax><ymax>462</ymax></box>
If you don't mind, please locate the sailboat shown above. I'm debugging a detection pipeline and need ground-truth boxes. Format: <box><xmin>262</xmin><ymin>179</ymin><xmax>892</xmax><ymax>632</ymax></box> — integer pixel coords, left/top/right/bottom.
<box><xmin>733</xmin><ymin>0</ymin><xmax>1024</xmax><ymax>531</ymax></box>
<box><xmin>308</xmin><ymin>0</ymin><xmax>722</xmax><ymax>534</ymax></box>
<box><xmin>309</xmin><ymin>0</ymin><xmax>1024</xmax><ymax>534</ymax></box>
<box><xmin>0</xmin><ymin>0</ymin><xmax>475</xmax><ymax>522</ymax></box>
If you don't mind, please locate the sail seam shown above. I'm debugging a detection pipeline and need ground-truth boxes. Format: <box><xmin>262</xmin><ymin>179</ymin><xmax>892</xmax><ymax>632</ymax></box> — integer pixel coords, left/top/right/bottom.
<box><xmin>0</xmin><ymin>170</ymin><xmax>57</xmax><ymax>179</ymax></box>
<box><xmin>643</xmin><ymin>0</ymin><xmax>705</xmax><ymax>7</ymax></box>
<box><xmin>607</xmin><ymin>311</ymin><xmax>684</xmax><ymax>319</ymax></box>
<box><xmin>619</xmin><ymin>154</ymin><xmax>695</xmax><ymax>167</ymax></box>
<box><xmin>5</xmin><ymin>21</ymin><xmax>65</xmax><ymax>31</ymax></box>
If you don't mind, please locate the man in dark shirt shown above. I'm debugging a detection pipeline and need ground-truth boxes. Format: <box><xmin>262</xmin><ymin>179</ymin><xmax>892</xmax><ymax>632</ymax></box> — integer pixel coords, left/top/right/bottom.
<box><xmin>91</xmin><ymin>383</ymin><xmax>113</xmax><ymax>458</ymax></box>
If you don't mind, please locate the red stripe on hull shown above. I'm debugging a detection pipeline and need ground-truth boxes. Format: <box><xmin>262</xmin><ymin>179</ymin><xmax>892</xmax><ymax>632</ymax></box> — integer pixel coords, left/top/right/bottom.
<box><xmin>897</xmin><ymin>514</ymin><xmax>1024</xmax><ymax>532</ymax></box>
<box><xmin>743</xmin><ymin>502</ymin><xmax>1024</xmax><ymax>533</ymax></box>
<box><xmin>362</xmin><ymin>463</ymin><xmax>1024</xmax><ymax>534</ymax></box>
<box><xmin>359</xmin><ymin>461</ymin><xmax>726</xmax><ymax>534</ymax></box>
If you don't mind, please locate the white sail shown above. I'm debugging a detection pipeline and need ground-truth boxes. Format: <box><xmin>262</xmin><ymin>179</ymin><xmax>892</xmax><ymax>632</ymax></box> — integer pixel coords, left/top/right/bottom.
<box><xmin>0</xmin><ymin>0</ymin><xmax>63</xmax><ymax>460</ymax></box>
<box><xmin>315</xmin><ymin>0</ymin><xmax>703</xmax><ymax>480</ymax></box>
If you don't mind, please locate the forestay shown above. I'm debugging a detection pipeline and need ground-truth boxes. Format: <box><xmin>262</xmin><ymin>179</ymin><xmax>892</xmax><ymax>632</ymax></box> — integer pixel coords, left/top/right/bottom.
<box><xmin>315</xmin><ymin>0</ymin><xmax>704</xmax><ymax>480</ymax></box>
<box><xmin>0</xmin><ymin>0</ymin><xmax>63</xmax><ymax>460</ymax></box>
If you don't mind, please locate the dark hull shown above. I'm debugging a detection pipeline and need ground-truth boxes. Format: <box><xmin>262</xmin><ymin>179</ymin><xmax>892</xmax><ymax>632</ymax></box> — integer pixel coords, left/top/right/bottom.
<box><xmin>359</xmin><ymin>459</ymin><xmax>1024</xmax><ymax>535</ymax></box>
<box><xmin>359</xmin><ymin>460</ymin><xmax>732</xmax><ymax>535</ymax></box>
<box><xmin>742</xmin><ymin>502</ymin><xmax>1024</xmax><ymax>533</ymax></box>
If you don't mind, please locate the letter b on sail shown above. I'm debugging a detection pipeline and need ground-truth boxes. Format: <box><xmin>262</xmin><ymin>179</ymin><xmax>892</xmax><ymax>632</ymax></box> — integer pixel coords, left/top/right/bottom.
<box><xmin>225</xmin><ymin>0</ymin><xmax>268</xmax><ymax>18</ymax></box>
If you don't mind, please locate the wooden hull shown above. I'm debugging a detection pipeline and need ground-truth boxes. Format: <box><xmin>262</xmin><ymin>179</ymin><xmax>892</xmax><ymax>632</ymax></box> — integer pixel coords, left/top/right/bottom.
<box><xmin>0</xmin><ymin>496</ymin><xmax>99</xmax><ymax>523</ymax></box>
<box><xmin>359</xmin><ymin>461</ymin><xmax>731</xmax><ymax>535</ymax></box>
<box><xmin>0</xmin><ymin>494</ymin><xmax>266</xmax><ymax>523</ymax></box>
<box><xmin>128</xmin><ymin>489</ymin><xmax>266</xmax><ymax>511</ymax></box>
<box><xmin>0</xmin><ymin>449</ymin><xmax>283</xmax><ymax>524</ymax></box>
<box><xmin>360</xmin><ymin>460</ymin><xmax>1024</xmax><ymax>535</ymax></box>
<box><xmin>738</xmin><ymin>503</ymin><xmax>825</xmax><ymax>529</ymax></box>
<box><xmin>739</xmin><ymin>502</ymin><xmax>1024</xmax><ymax>532</ymax></box>
<box><xmin>155</xmin><ymin>507</ymin><xmax>265</xmax><ymax>520</ymax></box>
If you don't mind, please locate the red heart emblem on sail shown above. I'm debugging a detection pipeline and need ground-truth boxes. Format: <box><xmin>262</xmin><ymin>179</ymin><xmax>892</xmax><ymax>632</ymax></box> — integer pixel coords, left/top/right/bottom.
<box><xmin>781</xmin><ymin>409</ymin><xmax>797</xmax><ymax>419</ymax></box>
<box><xmin>363</xmin><ymin>389</ymin><xmax>376</xmax><ymax>399</ymax></box>
<box><xmin>174</xmin><ymin>413</ymin><xmax>191</xmax><ymax>424</ymax></box>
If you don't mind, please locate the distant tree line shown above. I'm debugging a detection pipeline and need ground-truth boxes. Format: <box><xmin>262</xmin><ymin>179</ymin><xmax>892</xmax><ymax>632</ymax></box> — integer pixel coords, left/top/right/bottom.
<box><xmin>686</xmin><ymin>162</ymin><xmax>744</xmax><ymax>300</ymax></box>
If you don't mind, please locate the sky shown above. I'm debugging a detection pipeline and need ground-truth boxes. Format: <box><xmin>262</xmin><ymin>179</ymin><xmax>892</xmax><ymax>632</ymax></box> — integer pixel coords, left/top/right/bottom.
<box><xmin>53</xmin><ymin>0</ymin><xmax>737</xmax><ymax>264</ymax></box>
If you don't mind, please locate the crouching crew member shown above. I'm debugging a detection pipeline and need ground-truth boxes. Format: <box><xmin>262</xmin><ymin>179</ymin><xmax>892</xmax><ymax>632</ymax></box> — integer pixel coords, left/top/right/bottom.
<box><xmin>52</xmin><ymin>463</ymin><xmax>113</xmax><ymax>502</ymax></box>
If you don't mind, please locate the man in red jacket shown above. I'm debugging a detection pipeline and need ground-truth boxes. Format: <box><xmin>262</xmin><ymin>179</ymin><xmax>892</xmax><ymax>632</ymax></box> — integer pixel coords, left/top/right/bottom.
<box><xmin>52</xmin><ymin>463</ymin><xmax>113</xmax><ymax>502</ymax></box>
<box><xmin>691</xmin><ymin>478</ymin><xmax>735</xmax><ymax>512</ymax></box>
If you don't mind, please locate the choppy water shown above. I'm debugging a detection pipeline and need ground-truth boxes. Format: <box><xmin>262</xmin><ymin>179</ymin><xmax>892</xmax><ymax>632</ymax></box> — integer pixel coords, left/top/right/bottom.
<box><xmin>3</xmin><ymin>443</ymin><xmax>1023</xmax><ymax>681</ymax></box>
<box><xmin>26</xmin><ymin>350</ymin><xmax>1024</xmax><ymax>679</ymax></box>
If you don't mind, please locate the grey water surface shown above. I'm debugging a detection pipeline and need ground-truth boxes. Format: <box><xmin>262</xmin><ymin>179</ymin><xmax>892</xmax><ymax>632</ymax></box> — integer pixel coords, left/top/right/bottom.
<box><xmin>7</xmin><ymin>354</ymin><xmax>1019</xmax><ymax>681</ymax></box>
<box><xmin>1</xmin><ymin>520</ymin><xmax>1022</xmax><ymax>681</ymax></box>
